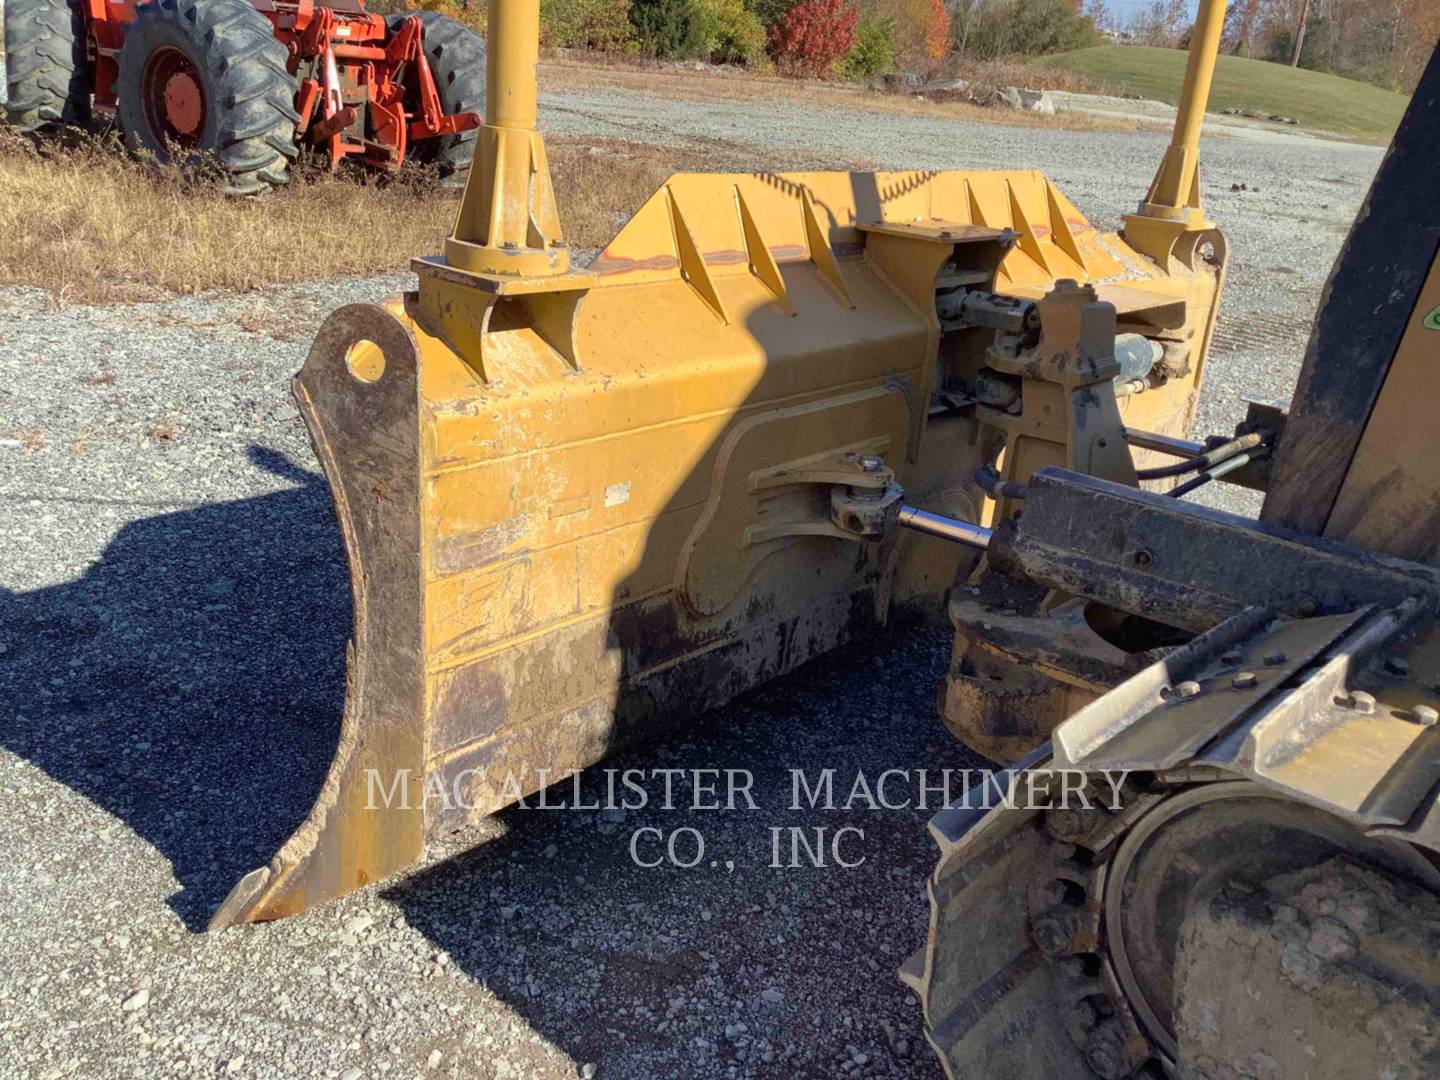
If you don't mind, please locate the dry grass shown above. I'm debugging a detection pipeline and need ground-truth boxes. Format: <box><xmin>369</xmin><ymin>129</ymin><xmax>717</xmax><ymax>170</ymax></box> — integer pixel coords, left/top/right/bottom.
<box><xmin>538</xmin><ymin>58</ymin><xmax>1149</xmax><ymax>132</ymax></box>
<box><xmin>945</xmin><ymin>56</ymin><xmax>1117</xmax><ymax>97</ymax></box>
<box><xmin>0</xmin><ymin>128</ymin><xmax>789</xmax><ymax>304</ymax></box>
<box><xmin>0</xmin><ymin>129</ymin><xmax>456</xmax><ymax>302</ymax></box>
<box><xmin>0</xmin><ymin>50</ymin><xmax>1139</xmax><ymax>306</ymax></box>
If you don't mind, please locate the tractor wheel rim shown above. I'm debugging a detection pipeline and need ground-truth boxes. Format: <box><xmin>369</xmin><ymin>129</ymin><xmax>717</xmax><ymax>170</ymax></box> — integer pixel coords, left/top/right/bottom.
<box><xmin>142</xmin><ymin>47</ymin><xmax>206</xmax><ymax>147</ymax></box>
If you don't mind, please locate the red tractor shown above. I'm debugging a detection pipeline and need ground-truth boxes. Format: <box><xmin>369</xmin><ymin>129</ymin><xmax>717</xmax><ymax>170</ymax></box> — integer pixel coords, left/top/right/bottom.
<box><xmin>3</xmin><ymin>0</ymin><xmax>487</xmax><ymax>193</ymax></box>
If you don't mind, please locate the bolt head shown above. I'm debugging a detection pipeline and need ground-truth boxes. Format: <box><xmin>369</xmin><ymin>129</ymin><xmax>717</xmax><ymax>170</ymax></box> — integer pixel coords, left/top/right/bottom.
<box><xmin>1084</xmin><ymin>1023</ymin><xmax>1138</xmax><ymax>1080</ymax></box>
<box><xmin>1031</xmin><ymin>913</ymin><xmax>1075</xmax><ymax>957</ymax></box>
<box><xmin>1033</xmin><ymin>879</ymin><xmax>1068</xmax><ymax>907</ymax></box>
<box><xmin>1046</xmin><ymin>808</ymin><xmax>1088</xmax><ymax>840</ymax></box>
<box><xmin>1263</xmin><ymin>652</ymin><xmax>1287</xmax><ymax>667</ymax></box>
<box><xmin>1412</xmin><ymin>705</ymin><xmax>1438</xmax><ymax>727</ymax></box>
<box><xmin>1232</xmin><ymin>671</ymin><xmax>1258</xmax><ymax>689</ymax></box>
<box><xmin>859</xmin><ymin>456</ymin><xmax>883</xmax><ymax>473</ymax></box>
<box><xmin>1064</xmin><ymin>999</ymin><xmax>1099</xmax><ymax>1036</ymax></box>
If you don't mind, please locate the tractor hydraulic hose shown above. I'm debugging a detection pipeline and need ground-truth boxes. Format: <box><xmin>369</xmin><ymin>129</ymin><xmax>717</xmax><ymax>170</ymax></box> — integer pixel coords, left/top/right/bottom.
<box><xmin>1168</xmin><ymin>447</ymin><xmax>1267</xmax><ymax>498</ymax></box>
<box><xmin>1136</xmin><ymin>431</ymin><xmax>1264</xmax><ymax>480</ymax></box>
<box><xmin>897</xmin><ymin>506</ymin><xmax>993</xmax><ymax>550</ymax></box>
<box><xmin>975</xmin><ymin>463</ymin><xmax>1029</xmax><ymax>500</ymax></box>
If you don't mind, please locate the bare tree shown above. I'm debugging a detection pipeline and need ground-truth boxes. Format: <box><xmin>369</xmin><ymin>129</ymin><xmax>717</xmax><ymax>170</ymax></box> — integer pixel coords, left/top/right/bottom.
<box><xmin>1228</xmin><ymin>0</ymin><xmax>1263</xmax><ymax>55</ymax></box>
<box><xmin>953</xmin><ymin>0</ymin><xmax>984</xmax><ymax>63</ymax></box>
<box><xmin>1082</xmin><ymin>0</ymin><xmax>1115</xmax><ymax>34</ymax></box>
<box><xmin>1131</xmin><ymin>0</ymin><xmax>1191</xmax><ymax>46</ymax></box>
<box><xmin>1290</xmin><ymin>0</ymin><xmax>1313</xmax><ymax>65</ymax></box>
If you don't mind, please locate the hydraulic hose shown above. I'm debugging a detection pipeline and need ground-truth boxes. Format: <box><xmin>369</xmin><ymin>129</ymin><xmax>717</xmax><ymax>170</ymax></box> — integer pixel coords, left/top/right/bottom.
<box><xmin>975</xmin><ymin>463</ymin><xmax>1029</xmax><ymax>500</ymax></box>
<box><xmin>1136</xmin><ymin>431</ymin><xmax>1263</xmax><ymax>480</ymax></box>
<box><xmin>1168</xmin><ymin>447</ymin><xmax>1267</xmax><ymax>498</ymax></box>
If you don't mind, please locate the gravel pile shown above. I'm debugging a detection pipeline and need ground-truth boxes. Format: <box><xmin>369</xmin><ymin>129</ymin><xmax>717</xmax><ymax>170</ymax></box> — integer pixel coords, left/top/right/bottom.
<box><xmin>0</xmin><ymin>83</ymin><xmax>1380</xmax><ymax>1079</ymax></box>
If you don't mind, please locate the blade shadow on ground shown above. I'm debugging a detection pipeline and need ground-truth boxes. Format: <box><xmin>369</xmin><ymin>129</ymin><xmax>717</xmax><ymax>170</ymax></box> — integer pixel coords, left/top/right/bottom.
<box><xmin>0</xmin><ymin>445</ymin><xmax>348</xmax><ymax>930</ymax></box>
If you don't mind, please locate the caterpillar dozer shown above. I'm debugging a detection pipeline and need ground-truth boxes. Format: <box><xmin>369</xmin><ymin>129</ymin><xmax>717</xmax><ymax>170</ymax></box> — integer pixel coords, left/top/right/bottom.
<box><xmin>209</xmin><ymin>0</ymin><xmax>1440</xmax><ymax>1072</ymax></box>
<box><xmin>897</xmin><ymin>29</ymin><xmax>1440</xmax><ymax>1079</ymax></box>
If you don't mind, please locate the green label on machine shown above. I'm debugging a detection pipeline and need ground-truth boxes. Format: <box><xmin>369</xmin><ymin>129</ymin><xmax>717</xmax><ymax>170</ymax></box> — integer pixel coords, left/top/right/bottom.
<box><xmin>1425</xmin><ymin>304</ymin><xmax>1440</xmax><ymax>331</ymax></box>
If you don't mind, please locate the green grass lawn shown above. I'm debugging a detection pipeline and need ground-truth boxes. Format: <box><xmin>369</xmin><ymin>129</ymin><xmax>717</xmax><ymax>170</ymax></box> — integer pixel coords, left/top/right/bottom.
<box><xmin>1044</xmin><ymin>45</ymin><xmax>1408</xmax><ymax>141</ymax></box>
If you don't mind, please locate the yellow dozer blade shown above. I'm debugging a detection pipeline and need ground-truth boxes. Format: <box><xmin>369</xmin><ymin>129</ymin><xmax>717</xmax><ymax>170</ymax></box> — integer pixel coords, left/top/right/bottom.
<box><xmin>211</xmin><ymin>0</ymin><xmax>1227</xmax><ymax>928</ymax></box>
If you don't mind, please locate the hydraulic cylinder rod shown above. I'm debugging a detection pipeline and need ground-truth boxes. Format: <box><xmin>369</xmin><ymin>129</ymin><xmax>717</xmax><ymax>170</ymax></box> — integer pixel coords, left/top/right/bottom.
<box><xmin>898</xmin><ymin>506</ymin><xmax>993</xmax><ymax>550</ymax></box>
<box><xmin>1125</xmin><ymin>428</ymin><xmax>1206</xmax><ymax>459</ymax></box>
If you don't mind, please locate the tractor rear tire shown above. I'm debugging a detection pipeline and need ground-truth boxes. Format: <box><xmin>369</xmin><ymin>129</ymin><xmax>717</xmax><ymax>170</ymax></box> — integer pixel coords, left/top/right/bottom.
<box><xmin>387</xmin><ymin>12</ymin><xmax>486</xmax><ymax>184</ymax></box>
<box><xmin>115</xmin><ymin>0</ymin><xmax>299</xmax><ymax>195</ymax></box>
<box><xmin>3</xmin><ymin>0</ymin><xmax>91</xmax><ymax>130</ymax></box>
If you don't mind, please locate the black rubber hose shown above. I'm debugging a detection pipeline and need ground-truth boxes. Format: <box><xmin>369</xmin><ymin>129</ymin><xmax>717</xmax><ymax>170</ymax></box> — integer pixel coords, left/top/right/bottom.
<box><xmin>1168</xmin><ymin>447</ymin><xmax>1267</xmax><ymax>498</ymax></box>
<box><xmin>1136</xmin><ymin>432</ymin><xmax>1264</xmax><ymax>480</ymax></box>
<box><xmin>975</xmin><ymin>463</ymin><xmax>1029</xmax><ymax>500</ymax></box>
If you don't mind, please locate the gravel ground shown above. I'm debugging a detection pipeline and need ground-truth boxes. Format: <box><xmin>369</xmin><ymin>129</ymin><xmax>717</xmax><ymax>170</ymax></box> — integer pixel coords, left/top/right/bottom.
<box><xmin>0</xmin><ymin>81</ymin><xmax>1382</xmax><ymax>1080</ymax></box>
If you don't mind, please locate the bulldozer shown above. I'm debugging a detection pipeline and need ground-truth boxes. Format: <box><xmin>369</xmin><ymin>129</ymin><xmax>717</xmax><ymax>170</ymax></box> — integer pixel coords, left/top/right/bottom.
<box><xmin>3</xmin><ymin>0</ymin><xmax>486</xmax><ymax>191</ymax></box>
<box><xmin>200</xmin><ymin>0</ymin><xmax>1439</xmax><ymax>1072</ymax></box>
<box><xmin>894</xmin><ymin>20</ymin><xmax>1440</xmax><ymax>1076</ymax></box>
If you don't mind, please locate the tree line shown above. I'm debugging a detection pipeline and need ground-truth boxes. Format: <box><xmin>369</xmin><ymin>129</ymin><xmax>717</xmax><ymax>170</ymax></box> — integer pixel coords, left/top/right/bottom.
<box><xmin>390</xmin><ymin>0</ymin><xmax>1434</xmax><ymax>89</ymax></box>
<box><xmin>1098</xmin><ymin>0</ymin><xmax>1437</xmax><ymax>92</ymax></box>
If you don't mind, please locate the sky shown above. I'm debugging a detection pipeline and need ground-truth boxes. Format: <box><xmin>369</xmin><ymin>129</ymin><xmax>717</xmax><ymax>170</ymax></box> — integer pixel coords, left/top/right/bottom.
<box><xmin>1102</xmin><ymin>0</ymin><xmax>1204</xmax><ymax>22</ymax></box>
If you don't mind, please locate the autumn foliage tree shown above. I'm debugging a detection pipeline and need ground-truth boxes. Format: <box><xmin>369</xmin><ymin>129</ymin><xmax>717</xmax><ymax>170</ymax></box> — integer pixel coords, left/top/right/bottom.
<box><xmin>859</xmin><ymin>0</ymin><xmax>949</xmax><ymax>68</ymax></box>
<box><xmin>770</xmin><ymin>0</ymin><xmax>861</xmax><ymax>75</ymax></box>
<box><xmin>922</xmin><ymin>0</ymin><xmax>951</xmax><ymax>63</ymax></box>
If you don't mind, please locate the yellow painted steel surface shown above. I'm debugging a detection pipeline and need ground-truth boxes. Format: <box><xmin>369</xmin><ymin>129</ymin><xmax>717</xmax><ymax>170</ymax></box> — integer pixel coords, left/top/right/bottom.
<box><xmin>446</xmin><ymin>0</ymin><xmax>568</xmax><ymax>276</ymax></box>
<box><xmin>1125</xmin><ymin>0</ymin><xmax>1229</xmax><ymax>262</ymax></box>
<box><xmin>1325</xmin><ymin>250</ymin><xmax>1440</xmax><ymax>563</ymax></box>
<box><xmin>212</xmin><ymin>164</ymin><xmax>1223</xmax><ymax>925</ymax></box>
